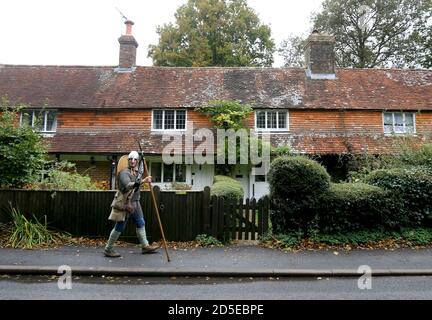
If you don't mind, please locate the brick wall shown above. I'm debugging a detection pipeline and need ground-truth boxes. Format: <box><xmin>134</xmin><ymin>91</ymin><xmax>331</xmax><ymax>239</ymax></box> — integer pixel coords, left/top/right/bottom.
<box><xmin>57</xmin><ymin>110</ymin><xmax>213</xmax><ymax>131</ymax></box>
<box><xmin>74</xmin><ymin>160</ymin><xmax>112</xmax><ymax>189</ymax></box>
<box><xmin>55</xmin><ymin>109</ymin><xmax>432</xmax><ymax>155</ymax></box>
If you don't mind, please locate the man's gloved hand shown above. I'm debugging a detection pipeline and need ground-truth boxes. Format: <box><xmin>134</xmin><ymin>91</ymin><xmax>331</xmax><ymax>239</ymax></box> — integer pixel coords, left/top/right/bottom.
<box><xmin>133</xmin><ymin>178</ymin><xmax>141</xmax><ymax>189</ymax></box>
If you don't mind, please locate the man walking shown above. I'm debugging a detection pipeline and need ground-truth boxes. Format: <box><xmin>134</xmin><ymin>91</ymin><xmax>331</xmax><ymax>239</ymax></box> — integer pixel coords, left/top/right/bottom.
<box><xmin>104</xmin><ymin>151</ymin><xmax>160</xmax><ymax>258</ymax></box>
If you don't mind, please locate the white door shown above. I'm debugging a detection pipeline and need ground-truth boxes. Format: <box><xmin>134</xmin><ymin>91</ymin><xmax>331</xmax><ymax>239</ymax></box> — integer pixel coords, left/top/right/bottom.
<box><xmin>251</xmin><ymin>178</ymin><xmax>270</xmax><ymax>200</ymax></box>
<box><xmin>191</xmin><ymin>164</ymin><xmax>214</xmax><ymax>190</ymax></box>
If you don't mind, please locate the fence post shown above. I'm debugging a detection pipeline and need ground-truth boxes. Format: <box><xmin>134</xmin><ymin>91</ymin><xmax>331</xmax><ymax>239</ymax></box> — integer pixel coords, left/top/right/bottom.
<box><xmin>210</xmin><ymin>195</ymin><xmax>218</xmax><ymax>238</ymax></box>
<box><xmin>262</xmin><ymin>196</ymin><xmax>270</xmax><ymax>235</ymax></box>
<box><xmin>251</xmin><ymin>198</ymin><xmax>257</xmax><ymax>240</ymax></box>
<box><xmin>244</xmin><ymin>198</ymin><xmax>250</xmax><ymax>240</ymax></box>
<box><xmin>217</xmin><ymin>197</ymin><xmax>225</xmax><ymax>240</ymax></box>
<box><xmin>202</xmin><ymin>186</ymin><xmax>211</xmax><ymax>235</ymax></box>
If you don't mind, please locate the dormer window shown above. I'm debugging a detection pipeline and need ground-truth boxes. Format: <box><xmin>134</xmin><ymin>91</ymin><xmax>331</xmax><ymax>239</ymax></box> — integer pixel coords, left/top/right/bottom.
<box><xmin>20</xmin><ymin>109</ymin><xmax>57</xmax><ymax>133</ymax></box>
<box><xmin>152</xmin><ymin>109</ymin><xmax>187</xmax><ymax>131</ymax></box>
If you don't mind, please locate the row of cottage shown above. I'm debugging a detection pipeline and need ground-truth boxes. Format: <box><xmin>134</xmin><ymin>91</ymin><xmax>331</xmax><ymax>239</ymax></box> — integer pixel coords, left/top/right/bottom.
<box><xmin>1</xmin><ymin>21</ymin><xmax>431</xmax><ymax>199</ymax></box>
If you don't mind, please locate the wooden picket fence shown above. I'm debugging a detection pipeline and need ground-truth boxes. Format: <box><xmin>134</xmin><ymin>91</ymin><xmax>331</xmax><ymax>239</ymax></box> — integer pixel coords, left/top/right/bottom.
<box><xmin>0</xmin><ymin>187</ymin><xmax>270</xmax><ymax>242</ymax></box>
<box><xmin>208</xmin><ymin>196</ymin><xmax>270</xmax><ymax>241</ymax></box>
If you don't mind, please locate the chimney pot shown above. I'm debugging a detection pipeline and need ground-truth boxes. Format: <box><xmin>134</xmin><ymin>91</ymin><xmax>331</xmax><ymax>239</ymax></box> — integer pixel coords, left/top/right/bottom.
<box><xmin>125</xmin><ymin>20</ymin><xmax>134</xmax><ymax>35</ymax></box>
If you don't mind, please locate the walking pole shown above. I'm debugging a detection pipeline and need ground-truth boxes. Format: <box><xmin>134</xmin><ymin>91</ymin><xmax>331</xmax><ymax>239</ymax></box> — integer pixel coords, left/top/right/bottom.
<box><xmin>138</xmin><ymin>142</ymin><xmax>171</xmax><ymax>262</ymax></box>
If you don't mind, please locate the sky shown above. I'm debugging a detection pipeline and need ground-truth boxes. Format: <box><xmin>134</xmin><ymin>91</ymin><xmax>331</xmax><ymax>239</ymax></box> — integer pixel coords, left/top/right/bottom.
<box><xmin>0</xmin><ymin>0</ymin><xmax>323</xmax><ymax>67</ymax></box>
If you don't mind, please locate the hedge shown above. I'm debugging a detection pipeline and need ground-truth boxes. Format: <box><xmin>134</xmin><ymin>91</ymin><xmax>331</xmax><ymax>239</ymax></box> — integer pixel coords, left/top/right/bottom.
<box><xmin>364</xmin><ymin>167</ymin><xmax>432</xmax><ymax>225</ymax></box>
<box><xmin>268</xmin><ymin>156</ymin><xmax>330</xmax><ymax>234</ymax></box>
<box><xmin>210</xmin><ymin>175</ymin><xmax>244</xmax><ymax>201</ymax></box>
<box><xmin>315</xmin><ymin>183</ymin><xmax>406</xmax><ymax>233</ymax></box>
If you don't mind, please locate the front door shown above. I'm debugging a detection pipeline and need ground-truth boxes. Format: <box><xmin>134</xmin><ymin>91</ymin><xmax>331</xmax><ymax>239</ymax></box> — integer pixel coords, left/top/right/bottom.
<box><xmin>191</xmin><ymin>164</ymin><xmax>214</xmax><ymax>190</ymax></box>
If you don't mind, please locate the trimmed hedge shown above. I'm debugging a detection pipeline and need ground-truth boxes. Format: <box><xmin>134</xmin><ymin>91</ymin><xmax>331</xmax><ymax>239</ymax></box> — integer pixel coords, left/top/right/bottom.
<box><xmin>364</xmin><ymin>167</ymin><xmax>432</xmax><ymax>224</ymax></box>
<box><xmin>315</xmin><ymin>183</ymin><xmax>405</xmax><ymax>233</ymax></box>
<box><xmin>210</xmin><ymin>175</ymin><xmax>244</xmax><ymax>201</ymax></box>
<box><xmin>268</xmin><ymin>156</ymin><xmax>331</xmax><ymax>234</ymax></box>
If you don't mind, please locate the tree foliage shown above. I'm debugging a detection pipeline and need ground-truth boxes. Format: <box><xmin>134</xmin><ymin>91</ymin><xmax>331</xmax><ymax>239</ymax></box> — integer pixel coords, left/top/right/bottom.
<box><xmin>148</xmin><ymin>0</ymin><xmax>275</xmax><ymax>67</ymax></box>
<box><xmin>278</xmin><ymin>35</ymin><xmax>307</xmax><ymax>68</ymax></box>
<box><xmin>0</xmin><ymin>99</ymin><xmax>47</xmax><ymax>188</ymax></box>
<box><xmin>34</xmin><ymin>161</ymin><xmax>98</xmax><ymax>191</ymax></box>
<box><xmin>195</xmin><ymin>100</ymin><xmax>253</xmax><ymax>130</ymax></box>
<box><xmin>406</xmin><ymin>24</ymin><xmax>432</xmax><ymax>69</ymax></box>
<box><xmin>311</xmin><ymin>0</ymin><xmax>432</xmax><ymax>68</ymax></box>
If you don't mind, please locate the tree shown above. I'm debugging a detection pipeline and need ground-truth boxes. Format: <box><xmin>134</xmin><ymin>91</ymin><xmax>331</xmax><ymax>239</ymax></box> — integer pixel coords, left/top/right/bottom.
<box><xmin>196</xmin><ymin>100</ymin><xmax>269</xmax><ymax>176</ymax></box>
<box><xmin>278</xmin><ymin>35</ymin><xmax>306</xmax><ymax>68</ymax></box>
<box><xmin>312</xmin><ymin>0</ymin><xmax>432</xmax><ymax>68</ymax></box>
<box><xmin>148</xmin><ymin>0</ymin><xmax>275</xmax><ymax>67</ymax></box>
<box><xmin>406</xmin><ymin>25</ymin><xmax>432</xmax><ymax>69</ymax></box>
<box><xmin>0</xmin><ymin>99</ymin><xmax>47</xmax><ymax>188</ymax></box>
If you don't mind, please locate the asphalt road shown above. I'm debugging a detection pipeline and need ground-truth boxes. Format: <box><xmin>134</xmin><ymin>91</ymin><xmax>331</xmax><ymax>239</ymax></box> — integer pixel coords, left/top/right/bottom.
<box><xmin>1</xmin><ymin>275</ymin><xmax>432</xmax><ymax>300</ymax></box>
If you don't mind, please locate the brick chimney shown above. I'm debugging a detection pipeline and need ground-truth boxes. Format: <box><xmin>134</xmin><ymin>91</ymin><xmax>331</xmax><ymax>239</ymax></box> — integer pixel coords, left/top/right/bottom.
<box><xmin>304</xmin><ymin>30</ymin><xmax>336</xmax><ymax>79</ymax></box>
<box><xmin>117</xmin><ymin>20</ymin><xmax>138</xmax><ymax>70</ymax></box>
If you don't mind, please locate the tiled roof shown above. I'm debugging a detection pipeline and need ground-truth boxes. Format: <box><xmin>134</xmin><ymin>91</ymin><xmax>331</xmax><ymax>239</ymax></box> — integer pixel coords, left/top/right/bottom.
<box><xmin>1</xmin><ymin>65</ymin><xmax>431</xmax><ymax>111</ymax></box>
<box><xmin>47</xmin><ymin>130</ymin><xmax>203</xmax><ymax>155</ymax></box>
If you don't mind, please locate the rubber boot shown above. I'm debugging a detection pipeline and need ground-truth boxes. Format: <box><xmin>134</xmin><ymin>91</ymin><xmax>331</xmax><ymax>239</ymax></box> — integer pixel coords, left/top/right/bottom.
<box><xmin>104</xmin><ymin>229</ymin><xmax>122</xmax><ymax>258</ymax></box>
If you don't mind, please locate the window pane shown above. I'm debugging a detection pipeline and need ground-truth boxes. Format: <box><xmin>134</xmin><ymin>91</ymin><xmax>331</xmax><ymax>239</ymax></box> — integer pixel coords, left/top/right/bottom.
<box><xmin>151</xmin><ymin>163</ymin><xmax>162</xmax><ymax>182</ymax></box>
<box><xmin>46</xmin><ymin>111</ymin><xmax>56</xmax><ymax>132</ymax></box>
<box><xmin>256</xmin><ymin>111</ymin><xmax>266</xmax><ymax>129</ymax></box>
<box><xmin>21</xmin><ymin>111</ymin><xmax>33</xmax><ymax>127</ymax></box>
<box><xmin>383</xmin><ymin>113</ymin><xmax>393</xmax><ymax>126</ymax></box>
<box><xmin>384</xmin><ymin>124</ymin><xmax>393</xmax><ymax>134</ymax></box>
<box><xmin>164</xmin><ymin>110</ymin><xmax>175</xmax><ymax>130</ymax></box>
<box><xmin>278</xmin><ymin>112</ymin><xmax>287</xmax><ymax>129</ymax></box>
<box><xmin>394</xmin><ymin>113</ymin><xmax>404</xmax><ymax>133</ymax></box>
<box><xmin>176</xmin><ymin>110</ymin><xmax>186</xmax><ymax>130</ymax></box>
<box><xmin>267</xmin><ymin>111</ymin><xmax>277</xmax><ymax>129</ymax></box>
<box><xmin>34</xmin><ymin>110</ymin><xmax>44</xmax><ymax>131</ymax></box>
<box><xmin>405</xmin><ymin>113</ymin><xmax>414</xmax><ymax>133</ymax></box>
<box><xmin>163</xmin><ymin>164</ymin><xmax>174</xmax><ymax>182</ymax></box>
<box><xmin>175</xmin><ymin>164</ymin><xmax>186</xmax><ymax>182</ymax></box>
<box><xmin>153</xmin><ymin>110</ymin><xmax>163</xmax><ymax>130</ymax></box>
<box><xmin>394</xmin><ymin>113</ymin><xmax>403</xmax><ymax>125</ymax></box>
<box><xmin>254</xmin><ymin>164</ymin><xmax>266</xmax><ymax>182</ymax></box>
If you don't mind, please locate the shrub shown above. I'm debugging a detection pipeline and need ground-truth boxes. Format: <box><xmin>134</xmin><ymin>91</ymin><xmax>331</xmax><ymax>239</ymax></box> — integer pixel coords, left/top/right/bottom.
<box><xmin>210</xmin><ymin>175</ymin><xmax>244</xmax><ymax>201</ymax></box>
<box><xmin>316</xmin><ymin>183</ymin><xmax>405</xmax><ymax>233</ymax></box>
<box><xmin>34</xmin><ymin>161</ymin><xmax>98</xmax><ymax>191</ymax></box>
<box><xmin>7</xmin><ymin>206</ymin><xmax>69</xmax><ymax>248</ymax></box>
<box><xmin>168</xmin><ymin>182</ymin><xmax>192</xmax><ymax>190</ymax></box>
<box><xmin>195</xmin><ymin>234</ymin><xmax>222</xmax><ymax>246</ymax></box>
<box><xmin>268</xmin><ymin>156</ymin><xmax>331</xmax><ymax>234</ymax></box>
<box><xmin>0</xmin><ymin>101</ymin><xmax>47</xmax><ymax>188</ymax></box>
<box><xmin>364</xmin><ymin>167</ymin><xmax>432</xmax><ymax>225</ymax></box>
<box><xmin>271</xmin><ymin>145</ymin><xmax>292</xmax><ymax>159</ymax></box>
<box><xmin>347</xmin><ymin>142</ymin><xmax>432</xmax><ymax>181</ymax></box>
<box><xmin>195</xmin><ymin>100</ymin><xmax>253</xmax><ymax>130</ymax></box>
<box><xmin>401</xmin><ymin>228</ymin><xmax>432</xmax><ymax>245</ymax></box>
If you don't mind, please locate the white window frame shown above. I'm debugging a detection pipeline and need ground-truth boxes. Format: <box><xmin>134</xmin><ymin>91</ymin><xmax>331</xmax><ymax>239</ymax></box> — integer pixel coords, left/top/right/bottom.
<box><xmin>19</xmin><ymin>109</ymin><xmax>57</xmax><ymax>133</ymax></box>
<box><xmin>382</xmin><ymin>112</ymin><xmax>416</xmax><ymax>135</ymax></box>
<box><xmin>150</xmin><ymin>162</ymin><xmax>186</xmax><ymax>183</ymax></box>
<box><xmin>255</xmin><ymin>110</ymin><xmax>289</xmax><ymax>132</ymax></box>
<box><xmin>151</xmin><ymin>109</ymin><xmax>187</xmax><ymax>132</ymax></box>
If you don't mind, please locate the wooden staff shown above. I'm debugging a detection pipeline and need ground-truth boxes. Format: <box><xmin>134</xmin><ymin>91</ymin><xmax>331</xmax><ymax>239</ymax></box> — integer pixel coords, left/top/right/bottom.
<box><xmin>138</xmin><ymin>142</ymin><xmax>171</xmax><ymax>262</ymax></box>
